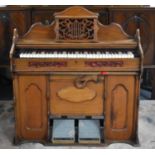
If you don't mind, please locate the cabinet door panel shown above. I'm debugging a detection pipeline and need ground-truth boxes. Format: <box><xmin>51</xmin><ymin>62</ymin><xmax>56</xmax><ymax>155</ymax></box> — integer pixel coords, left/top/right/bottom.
<box><xmin>111</xmin><ymin>84</ymin><xmax>128</xmax><ymax>129</ymax></box>
<box><xmin>105</xmin><ymin>75</ymin><xmax>136</xmax><ymax>141</ymax></box>
<box><xmin>50</xmin><ymin>75</ymin><xmax>104</xmax><ymax>116</ymax></box>
<box><xmin>16</xmin><ymin>76</ymin><xmax>47</xmax><ymax>140</ymax></box>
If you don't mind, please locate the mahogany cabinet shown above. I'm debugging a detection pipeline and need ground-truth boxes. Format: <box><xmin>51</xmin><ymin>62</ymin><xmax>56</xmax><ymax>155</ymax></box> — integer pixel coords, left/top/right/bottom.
<box><xmin>10</xmin><ymin>4</ymin><xmax>142</xmax><ymax>144</ymax></box>
<box><xmin>13</xmin><ymin>75</ymin><xmax>48</xmax><ymax>141</ymax></box>
<box><xmin>12</xmin><ymin>74</ymin><xmax>139</xmax><ymax>144</ymax></box>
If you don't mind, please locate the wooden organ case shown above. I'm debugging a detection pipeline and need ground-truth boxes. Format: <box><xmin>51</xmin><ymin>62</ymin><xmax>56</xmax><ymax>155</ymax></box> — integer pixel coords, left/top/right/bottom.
<box><xmin>10</xmin><ymin>6</ymin><xmax>143</xmax><ymax>146</ymax></box>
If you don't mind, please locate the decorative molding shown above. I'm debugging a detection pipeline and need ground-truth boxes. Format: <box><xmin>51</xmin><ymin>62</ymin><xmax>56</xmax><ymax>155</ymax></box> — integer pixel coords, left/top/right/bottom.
<box><xmin>25</xmin><ymin>83</ymin><xmax>43</xmax><ymax>130</ymax></box>
<box><xmin>85</xmin><ymin>61</ymin><xmax>124</xmax><ymax>67</ymax></box>
<box><xmin>28</xmin><ymin>61</ymin><xmax>67</xmax><ymax>68</ymax></box>
<box><xmin>111</xmin><ymin>84</ymin><xmax>128</xmax><ymax>130</ymax></box>
<box><xmin>54</xmin><ymin>6</ymin><xmax>98</xmax><ymax>18</ymax></box>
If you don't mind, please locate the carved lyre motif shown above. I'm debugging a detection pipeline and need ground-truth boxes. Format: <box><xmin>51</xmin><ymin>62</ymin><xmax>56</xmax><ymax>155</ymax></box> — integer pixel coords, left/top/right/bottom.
<box><xmin>54</xmin><ymin>6</ymin><xmax>98</xmax><ymax>42</ymax></box>
<box><xmin>58</xmin><ymin>18</ymin><xmax>95</xmax><ymax>40</ymax></box>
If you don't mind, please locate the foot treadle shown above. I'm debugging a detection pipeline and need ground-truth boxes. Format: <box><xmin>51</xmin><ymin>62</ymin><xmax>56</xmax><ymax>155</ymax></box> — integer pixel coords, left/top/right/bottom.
<box><xmin>52</xmin><ymin>119</ymin><xmax>75</xmax><ymax>144</ymax></box>
<box><xmin>78</xmin><ymin>120</ymin><xmax>101</xmax><ymax>144</ymax></box>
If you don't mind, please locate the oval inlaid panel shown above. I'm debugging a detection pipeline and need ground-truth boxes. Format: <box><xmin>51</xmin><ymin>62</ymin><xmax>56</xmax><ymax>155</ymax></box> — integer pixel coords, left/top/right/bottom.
<box><xmin>57</xmin><ymin>86</ymin><xmax>97</xmax><ymax>103</ymax></box>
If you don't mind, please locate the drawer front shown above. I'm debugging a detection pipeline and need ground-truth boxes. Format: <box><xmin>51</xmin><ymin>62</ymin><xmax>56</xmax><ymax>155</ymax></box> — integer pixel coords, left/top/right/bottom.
<box><xmin>50</xmin><ymin>75</ymin><xmax>104</xmax><ymax>116</ymax></box>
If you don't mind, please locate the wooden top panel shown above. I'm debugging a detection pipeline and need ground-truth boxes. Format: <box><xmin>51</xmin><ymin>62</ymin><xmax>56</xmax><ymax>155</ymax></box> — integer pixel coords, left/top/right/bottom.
<box><xmin>14</xmin><ymin>6</ymin><xmax>136</xmax><ymax>46</ymax></box>
<box><xmin>54</xmin><ymin>6</ymin><xmax>98</xmax><ymax>18</ymax></box>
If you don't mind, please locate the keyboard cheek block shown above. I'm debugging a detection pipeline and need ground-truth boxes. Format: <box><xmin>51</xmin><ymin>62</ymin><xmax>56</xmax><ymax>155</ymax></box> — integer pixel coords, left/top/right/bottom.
<box><xmin>10</xmin><ymin>6</ymin><xmax>143</xmax><ymax>146</ymax></box>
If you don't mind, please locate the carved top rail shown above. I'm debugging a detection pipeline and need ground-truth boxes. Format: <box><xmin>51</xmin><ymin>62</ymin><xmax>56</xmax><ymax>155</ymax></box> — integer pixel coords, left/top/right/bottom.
<box><xmin>14</xmin><ymin>6</ymin><xmax>138</xmax><ymax>46</ymax></box>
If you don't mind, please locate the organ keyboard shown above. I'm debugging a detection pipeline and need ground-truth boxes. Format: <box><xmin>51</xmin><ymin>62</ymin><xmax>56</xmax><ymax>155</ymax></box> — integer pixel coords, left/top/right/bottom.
<box><xmin>17</xmin><ymin>49</ymin><xmax>135</xmax><ymax>59</ymax></box>
<box><xmin>10</xmin><ymin>6</ymin><xmax>143</xmax><ymax>146</ymax></box>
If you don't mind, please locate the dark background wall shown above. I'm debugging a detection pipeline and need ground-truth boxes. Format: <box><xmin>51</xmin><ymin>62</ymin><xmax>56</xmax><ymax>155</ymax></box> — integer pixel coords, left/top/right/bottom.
<box><xmin>0</xmin><ymin>5</ymin><xmax>155</xmax><ymax>100</ymax></box>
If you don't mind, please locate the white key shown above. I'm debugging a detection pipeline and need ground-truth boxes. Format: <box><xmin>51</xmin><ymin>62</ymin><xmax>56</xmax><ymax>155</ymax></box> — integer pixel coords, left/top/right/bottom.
<box><xmin>70</xmin><ymin>53</ymin><xmax>74</xmax><ymax>58</ymax></box>
<box><xmin>84</xmin><ymin>52</ymin><xmax>87</xmax><ymax>59</ymax></box>
<box><xmin>93</xmin><ymin>53</ymin><xmax>96</xmax><ymax>59</ymax></box>
<box><xmin>54</xmin><ymin>52</ymin><xmax>58</xmax><ymax>58</ymax></box>
<box><xmin>127</xmin><ymin>52</ymin><xmax>130</xmax><ymax>58</ymax></box>
<box><xmin>38</xmin><ymin>52</ymin><xmax>42</xmax><ymax>58</ymax></box>
<box><xmin>113</xmin><ymin>53</ymin><xmax>117</xmax><ymax>58</ymax></box>
<box><xmin>22</xmin><ymin>53</ymin><xmax>25</xmax><ymax>58</ymax></box>
<box><xmin>47</xmin><ymin>53</ymin><xmax>50</xmax><ymax>58</ymax></box>
<box><xmin>88</xmin><ymin>53</ymin><xmax>92</xmax><ymax>58</ymax></box>
<box><xmin>122</xmin><ymin>53</ymin><xmax>125</xmax><ymax>58</ymax></box>
<box><xmin>90</xmin><ymin>53</ymin><xmax>94</xmax><ymax>59</ymax></box>
<box><xmin>128</xmin><ymin>51</ymin><xmax>134</xmax><ymax>58</ymax></box>
<box><xmin>123</xmin><ymin>53</ymin><xmax>126</xmax><ymax>58</ymax></box>
<box><xmin>105</xmin><ymin>52</ymin><xmax>109</xmax><ymax>58</ymax></box>
<box><xmin>31</xmin><ymin>52</ymin><xmax>35</xmax><ymax>58</ymax></box>
<box><xmin>96</xmin><ymin>51</ymin><xmax>100</xmax><ymax>59</ymax></box>
<box><xmin>100</xmin><ymin>53</ymin><xmax>103</xmax><ymax>59</ymax></box>
<box><xmin>86</xmin><ymin>53</ymin><xmax>89</xmax><ymax>59</ymax></box>
<box><xmin>126</xmin><ymin>52</ymin><xmax>130</xmax><ymax>58</ymax></box>
<box><xmin>102</xmin><ymin>53</ymin><xmax>105</xmax><ymax>58</ymax></box>
<box><xmin>86</xmin><ymin>52</ymin><xmax>90</xmax><ymax>59</ymax></box>
<box><xmin>48</xmin><ymin>53</ymin><xmax>52</xmax><ymax>58</ymax></box>
<box><xmin>62</xmin><ymin>52</ymin><xmax>66</xmax><ymax>58</ymax></box>
<box><xmin>53</xmin><ymin>52</ymin><xmax>57</xmax><ymax>58</ymax></box>
<box><xmin>20</xmin><ymin>53</ymin><xmax>23</xmax><ymax>58</ymax></box>
<box><xmin>125</xmin><ymin>53</ymin><xmax>129</xmax><ymax>58</ymax></box>
<box><xmin>58</xmin><ymin>53</ymin><xmax>61</xmax><ymax>58</ymax></box>
<box><xmin>111</xmin><ymin>53</ymin><xmax>114</xmax><ymax>58</ymax></box>
<box><xmin>65</xmin><ymin>53</ymin><xmax>67</xmax><ymax>58</ymax></box>
<box><xmin>73</xmin><ymin>53</ymin><xmax>76</xmax><ymax>58</ymax></box>
<box><xmin>29</xmin><ymin>53</ymin><xmax>33</xmax><ymax>58</ymax></box>
<box><xmin>59</xmin><ymin>53</ymin><xmax>63</xmax><ymax>58</ymax></box>
<box><xmin>25</xmin><ymin>53</ymin><xmax>28</xmax><ymax>58</ymax></box>
<box><xmin>57</xmin><ymin>53</ymin><xmax>60</xmax><ymax>58</ymax></box>
<box><xmin>40</xmin><ymin>52</ymin><xmax>44</xmax><ymax>58</ymax></box>
<box><xmin>79</xmin><ymin>53</ymin><xmax>82</xmax><ymax>58</ymax></box>
<box><xmin>68</xmin><ymin>53</ymin><xmax>72</xmax><ymax>58</ymax></box>
<box><xmin>118</xmin><ymin>51</ymin><xmax>122</xmax><ymax>58</ymax></box>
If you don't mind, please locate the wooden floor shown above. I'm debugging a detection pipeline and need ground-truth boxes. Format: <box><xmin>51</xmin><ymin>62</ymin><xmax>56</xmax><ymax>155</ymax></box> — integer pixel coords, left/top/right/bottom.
<box><xmin>0</xmin><ymin>100</ymin><xmax>155</xmax><ymax>148</ymax></box>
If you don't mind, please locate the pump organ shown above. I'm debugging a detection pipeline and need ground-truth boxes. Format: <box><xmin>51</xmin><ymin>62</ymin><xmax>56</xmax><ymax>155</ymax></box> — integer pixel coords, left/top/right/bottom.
<box><xmin>10</xmin><ymin>6</ymin><xmax>143</xmax><ymax>145</ymax></box>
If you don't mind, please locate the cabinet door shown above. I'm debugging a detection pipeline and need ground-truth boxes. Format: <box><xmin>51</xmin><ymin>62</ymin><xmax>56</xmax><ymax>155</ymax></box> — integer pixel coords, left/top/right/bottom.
<box><xmin>104</xmin><ymin>75</ymin><xmax>138</xmax><ymax>141</ymax></box>
<box><xmin>50</xmin><ymin>75</ymin><xmax>104</xmax><ymax>116</ymax></box>
<box><xmin>15</xmin><ymin>76</ymin><xmax>48</xmax><ymax>140</ymax></box>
